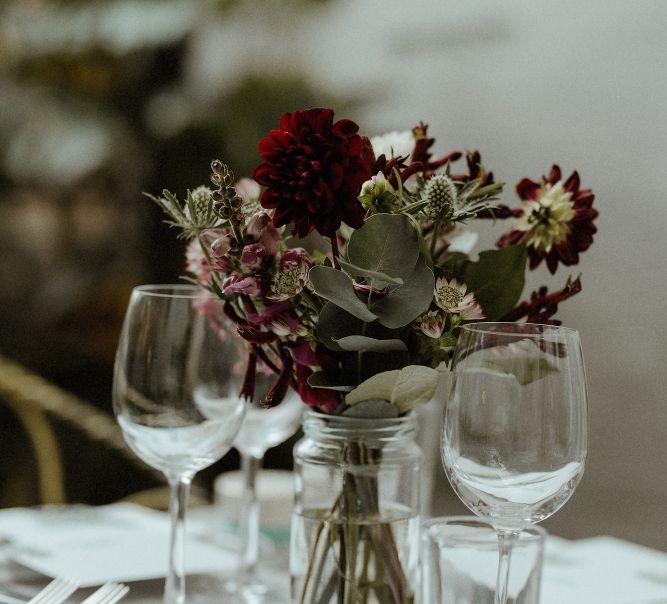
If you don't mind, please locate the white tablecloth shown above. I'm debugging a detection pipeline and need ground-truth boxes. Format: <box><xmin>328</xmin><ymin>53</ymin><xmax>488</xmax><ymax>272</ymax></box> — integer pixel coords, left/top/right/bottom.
<box><xmin>0</xmin><ymin>504</ymin><xmax>665</xmax><ymax>603</ymax></box>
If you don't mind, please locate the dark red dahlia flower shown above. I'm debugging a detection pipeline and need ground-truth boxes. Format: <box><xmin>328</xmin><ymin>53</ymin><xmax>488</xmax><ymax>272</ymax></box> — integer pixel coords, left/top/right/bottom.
<box><xmin>497</xmin><ymin>165</ymin><xmax>598</xmax><ymax>274</ymax></box>
<box><xmin>252</xmin><ymin>108</ymin><xmax>373</xmax><ymax>238</ymax></box>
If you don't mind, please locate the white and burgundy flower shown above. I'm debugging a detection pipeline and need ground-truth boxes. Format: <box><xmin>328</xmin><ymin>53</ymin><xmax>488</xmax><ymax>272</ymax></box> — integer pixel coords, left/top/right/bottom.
<box><xmin>497</xmin><ymin>165</ymin><xmax>598</xmax><ymax>274</ymax></box>
<box><xmin>434</xmin><ymin>277</ymin><xmax>485</xmax><ymax>320</ymax></box>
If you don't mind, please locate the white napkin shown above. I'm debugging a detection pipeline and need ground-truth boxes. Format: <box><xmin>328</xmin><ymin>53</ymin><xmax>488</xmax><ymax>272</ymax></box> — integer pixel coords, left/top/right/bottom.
<box><xmin>542</xmin><ymin>536</ymin><xmax>667</xmax><ymax>604</ymax></box>
<box><xmin>0</xmin><ymin>503</ymin><xmax>237</xmax><ymax>587</ymax></box>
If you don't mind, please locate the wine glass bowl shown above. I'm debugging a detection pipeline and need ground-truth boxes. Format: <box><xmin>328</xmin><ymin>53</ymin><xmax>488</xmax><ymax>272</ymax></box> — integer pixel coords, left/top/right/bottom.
<box><xmin>442</xmin><ymin>322</ymin><xmax>588</xmax><ymax>527</ymax></box>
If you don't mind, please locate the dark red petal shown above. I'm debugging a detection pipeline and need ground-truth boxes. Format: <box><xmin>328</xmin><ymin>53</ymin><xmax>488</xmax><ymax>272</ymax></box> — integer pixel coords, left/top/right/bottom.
<box><xmin>546</xmin><ymin>165</ymin><xmax>562</xmax><ymax>185</ymax></box>
<box><xmin>516</xmin><ymin>178</ymin><xmax>541</xmax><ymax>200</ymax></box>
<box><xmin>563</xmin><ymin>170</ymin><xmax>580</xmax><ymax>193</ymax></box>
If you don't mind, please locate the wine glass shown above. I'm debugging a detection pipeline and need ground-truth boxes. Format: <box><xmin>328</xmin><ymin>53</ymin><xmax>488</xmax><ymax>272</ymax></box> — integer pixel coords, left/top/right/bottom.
<box><xmin>224</xmin><ymin>373</ymin><xmax>303</xmax><ymax>603</ymax></box>
<box><xmin>113</xmin><ymin>284</ymin><xmax>246</xmax><ymax>604</ymax></box>
<box><xmin>441</xmin><ymin>322</ymin><xmax>587</xmax><ymax>604</ymax></box>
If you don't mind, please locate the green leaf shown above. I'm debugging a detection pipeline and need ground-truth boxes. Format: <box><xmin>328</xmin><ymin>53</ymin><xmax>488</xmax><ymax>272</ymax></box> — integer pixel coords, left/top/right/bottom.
<box><xmin>307</xmin><ymin>371</ymin><xmax>355</xmax><ymax>392</ymax></box>
<box><xmin>333</xmin><ymin>335</ymin><xmax>408</xmax><ymax>353</ymax></box>
<box><xmin>309</xmin><ymin>265</ymin><xmax>377</xmax><ymax>322</ymax></box>
<box><xmin>391</xmin><ymin>365</ymin><xmax>441</xmax><ymax>413</ymax></box>
<box><xmin>341</xmin><ymin>400</ymin><xmax>400</xmax><ymax>419</ymax></box>
<box><xmin>371</xmin><ymin>257</ymin><xmax>435</xmax><ymax>328</ymax></box>
<box><xmin>338</xmin><ymin>259</ymin><xmax>404</xmax><ymax>286</ymax></box>
<box><xmin>463</xmin><ymin>246</ymin><xmax>527</xmax><ymax>320</ymax></box>
<box><xmin>315</xmin><ymin>302</ymin><xmax>363</xmax><ymax>351</ymax></box>
<box><xmin>346</xmin><ymin>370</ymin><xmax>401</xmax><ymax>406</ymax></box>
<box><xmin>347</xmin><ymin>213</ymin><xmax>420</xmax><ymax>281</ymax></box>
<box><xmin>463</xmin><ymin>356</ymin><xmax>559</xmax><ymax>386</ymax></box>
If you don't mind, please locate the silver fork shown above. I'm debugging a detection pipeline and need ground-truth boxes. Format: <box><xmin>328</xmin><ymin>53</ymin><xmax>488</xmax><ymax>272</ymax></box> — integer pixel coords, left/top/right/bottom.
<box><xmin>80</xmin><ymin>583</ymin><xmax>129</xmax><ymax>604</ymax></box>
<box><xmin>27</xmin><ymin>578</ymin><xmax>79</xmax><ymax>604</ymax></box>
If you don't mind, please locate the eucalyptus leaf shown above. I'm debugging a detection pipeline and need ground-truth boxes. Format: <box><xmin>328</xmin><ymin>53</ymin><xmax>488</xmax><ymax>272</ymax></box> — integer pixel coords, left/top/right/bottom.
<box><xmin>338</xmin><ymin>259</ymin><xmax>404</xmax><ymax>286</ymax></box>
<box><xmin>309</xmin><ymin>265</ymin><xmax>378</xmax><ymax>322</ymax></box>
<box><xmin>334</xmin><ymin>335</ymin><xmax>408</xmax><ymax>353</ymax></box>
<box><xmin>371</xmin><ymin>257</ymin><xmax>435</xmax><ymax>328</ymax></box>
<box><xmin>345</xmin><ymin>370</ymin><xmax>401</xmax><ymax>406</ymax></box>
<box><xmin>391</xmin><ymin>365</ymin><xmax>441</xmax><ymax>413</ymax></box>
<box><xmin>463</xmin><ymin>356</ymin><xmax>560</xmax><ymax>386</ymax></box>
<box><xmin>463</xmin><ymin>246</ymin><xmax>527</xmax><ymax>320</ymax></box>
<box><xmin>341</xmin><ymin>399</ymin><xmax>400</xmax><ymax>419</ymax></box>
<box><xmin>307</xmin><ymin>371</ymin><xmax>355</xmax><ymax>392</ymax></box>
<box><xmin>347</xmin><ymin>213</ymin><xmax>420</xmax><ymax>281</ymax></box>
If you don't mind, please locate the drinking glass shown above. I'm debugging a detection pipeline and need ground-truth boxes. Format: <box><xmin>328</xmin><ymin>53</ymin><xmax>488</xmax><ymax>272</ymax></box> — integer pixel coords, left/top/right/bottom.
<box><xmin>422</xmin><ymin>517</ymin><xmax>546</xmax><ymax>604</ymax></box>
<box><xmin>441</xmin><ymin>322</ymin><xmax>587</xmax><ymax>604</ymax></box>
<box><xmin>113</xmin><ymin>285</ymin><xmax>246</xmax><ymax>604</ymax></box>
<box><xmin>225</xmin><ymin>374</ymin><xmax>303</xmax><ymax>603</ymax></box>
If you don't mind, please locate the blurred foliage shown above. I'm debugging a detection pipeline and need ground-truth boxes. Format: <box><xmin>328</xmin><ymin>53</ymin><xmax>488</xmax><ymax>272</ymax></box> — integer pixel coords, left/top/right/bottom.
<box><xmin>0</xmin><ymin>0</ymin><xmax>358</xmax><ymax>506</ymax></box>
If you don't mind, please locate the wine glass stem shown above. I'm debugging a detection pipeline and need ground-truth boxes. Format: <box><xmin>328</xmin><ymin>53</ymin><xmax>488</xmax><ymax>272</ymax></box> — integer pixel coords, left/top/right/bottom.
<box><xmin>239</xmin><ymin>452</ymin><xmax>262</xmax><ymax>581</ymax></box>
<box><xmin>164</xmin><ymin>475</ymin><xmax>192</xmax><ymax>604</ymax></box>
<box><xmin>494</xmin><ymin>529</ymin><xmax>518</xmax><ymax>604</ymax></box>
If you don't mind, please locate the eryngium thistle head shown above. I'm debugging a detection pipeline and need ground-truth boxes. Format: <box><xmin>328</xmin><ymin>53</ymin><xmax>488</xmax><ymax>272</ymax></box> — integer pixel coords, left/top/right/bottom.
<box><xmin>423</xmin><ymin>174</ymin><xmax>458</xmax><ymax>221</ymax></box>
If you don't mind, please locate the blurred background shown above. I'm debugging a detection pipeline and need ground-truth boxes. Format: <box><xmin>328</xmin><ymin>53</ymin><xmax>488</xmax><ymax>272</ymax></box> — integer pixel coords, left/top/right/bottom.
<box><xmin>0</xmin><ymin>0</ymin><xmax>665</xmax><ymax>551</ymax></box>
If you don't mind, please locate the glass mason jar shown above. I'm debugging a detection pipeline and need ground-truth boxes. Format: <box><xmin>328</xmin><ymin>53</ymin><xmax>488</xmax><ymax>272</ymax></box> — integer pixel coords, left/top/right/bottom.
<box><xmin>290</xmin><ymin>410</ymin><xmax>422</xmax><ymax>604</ymax></box>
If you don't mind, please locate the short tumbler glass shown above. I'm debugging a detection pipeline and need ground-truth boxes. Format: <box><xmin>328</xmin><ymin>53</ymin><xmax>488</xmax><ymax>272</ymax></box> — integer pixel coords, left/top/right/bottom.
<box><xmin>422</xmin><ymin>517</ymin><xmax>546</xmax><ymax>604</ymax></box>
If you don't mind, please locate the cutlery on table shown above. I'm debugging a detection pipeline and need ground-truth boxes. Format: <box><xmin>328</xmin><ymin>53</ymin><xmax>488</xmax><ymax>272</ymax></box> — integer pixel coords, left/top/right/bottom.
<box><xmin>27</xmin><ymin>577</ymin><xmax>79</xmax><ymax>604</ymax></box>
<box><xmin>80</xmin><ymin>583</ymin><xmax>129</xmax><ymax>604</ymax></box>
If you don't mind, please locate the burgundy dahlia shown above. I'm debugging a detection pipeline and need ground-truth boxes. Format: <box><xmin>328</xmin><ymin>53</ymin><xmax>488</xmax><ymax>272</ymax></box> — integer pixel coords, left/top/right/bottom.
<box><xmin>252</xmin><ymin>108</ymin><xmax>373</xmax><ymax>238</ymax></box>
<box><xmin>497</xmin><ymin>165</ymin><xmax>598</xmax><ymax>274</ymax></box>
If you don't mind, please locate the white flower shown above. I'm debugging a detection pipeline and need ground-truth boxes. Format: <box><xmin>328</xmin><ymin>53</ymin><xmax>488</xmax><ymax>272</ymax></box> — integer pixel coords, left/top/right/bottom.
<box><xmin>370</xmin><ymin>130</ymin><xmax>414</xmax><ymax>160</ymax></box>
<box><xmin>434</xmin><ymin>277</ymin><xmax>485</xmax><ymax>320</ymax></box>
<box><xmin>447</xmin><ymin>229</ymin><xmax>478</xmax><ymax>254</ymax></box>
<box><xmin>418</xmin><ymin>311</ymin><xmax>445</xmax><ymax>338</ymax></box>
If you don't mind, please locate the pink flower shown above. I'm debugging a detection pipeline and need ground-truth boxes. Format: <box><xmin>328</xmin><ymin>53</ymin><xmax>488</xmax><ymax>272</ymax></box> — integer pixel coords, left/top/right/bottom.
<box><xmin>434</xmin><ymin>277</ymin><xmax>485</xmax><ymax>319</ymax></box>
<box><xmin>268</xmin><ymin>248</ymin><xmax>312</xmax><ymax>301</ymax></box>
<box><xmin>222</xmin><ymin>274</ymin><xmax>262</xmax><ymax>296</ymax></box>
<box><xmin>185</xmin><ymin>239</ymin><xmax>210</xmax><ymax>284</ymax></box>
<box><xmin>240</xmin><ymin>243</ymin><xmax>266</xmax><ymax>270</ymax></box>
<box><xmin>418</xmin><ymin>311</ymin><xmax>445</xmax><ymax>338</ymax></box>
<box><xmin>209</xmin><ymin>234</ymin><xmax>234</xmax><ymax>273</ymax></box>
<box><xmin>235</xmin><ymin>178</ymin><xmax>261</xmax><ymax>206</ymax></box>
<box><xmin>246</xmin><ymin>211</ymin><xmax>281</xmax><ymax>258</ymax></box>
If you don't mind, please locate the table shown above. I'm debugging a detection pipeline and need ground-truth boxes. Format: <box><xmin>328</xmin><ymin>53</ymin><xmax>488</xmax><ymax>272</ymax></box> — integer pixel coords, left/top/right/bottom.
<box><xmin>1</xmin><ymin>504</ymin><xmax>666</xmax><ymax>603</ymax></box>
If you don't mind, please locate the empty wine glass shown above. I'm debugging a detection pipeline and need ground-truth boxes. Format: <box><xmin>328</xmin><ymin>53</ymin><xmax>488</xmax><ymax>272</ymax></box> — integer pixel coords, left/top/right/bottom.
<box><xmin>441</xmin><ymin>322</ymin><xmax>587</xmax><ymax>604</ymax></box>
<box><xmin>113</xmin><ymin>285</ymin><xmax>246</xmax><ymax>604</ymax></box>
<box><xmin>225</xmin><ymin>373</ymin><xmax>303</xmax><ymax>603</ymax></box>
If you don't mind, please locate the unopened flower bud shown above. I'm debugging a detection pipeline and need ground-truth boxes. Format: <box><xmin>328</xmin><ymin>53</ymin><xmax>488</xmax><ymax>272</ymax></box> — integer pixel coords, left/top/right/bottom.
<box><xmin>211</xmin><ymin>159</ymin><xmax>223</xmax><ymax>174</ymax></box>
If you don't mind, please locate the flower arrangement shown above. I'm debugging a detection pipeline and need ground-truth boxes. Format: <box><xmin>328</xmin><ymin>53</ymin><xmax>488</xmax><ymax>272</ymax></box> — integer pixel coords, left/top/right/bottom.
<box><xmin>150</xmin><ymin>107</ymin><xmax>597</xmax><ymax>417</ymax></box>
<box><xmin>149</xmin><ymin>107</ymin><xmax>598</xmax><ymax>603</ymax></box>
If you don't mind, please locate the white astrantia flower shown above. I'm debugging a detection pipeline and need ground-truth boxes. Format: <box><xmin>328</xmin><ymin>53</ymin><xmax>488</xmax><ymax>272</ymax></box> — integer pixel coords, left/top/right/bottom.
<box><xmin>434</xmin><ymin>277</ymin><xmax>485</xmax><ymax>320</ymax></box>
<box><xmin>370</xmin><ymin>130</ymin><xmax>414</xmax><ymax>160</ymax></box>
<box><xmin>418</xmin><ymin>311</ymin><xmax>445</xmax><ymax>338</ymax></box>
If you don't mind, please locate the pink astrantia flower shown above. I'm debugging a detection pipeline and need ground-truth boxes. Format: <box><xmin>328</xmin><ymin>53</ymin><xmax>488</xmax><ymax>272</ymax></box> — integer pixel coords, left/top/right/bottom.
<box><xmin>418</xmin><ymin>311</ymin><xmax>445</xmax><ymax>338</ymax></box>
<box><xmin>268</xmin><ymin>248</ymin><xmax>312</xmax><ymax>302</ymax></box>
<box><xmin>497</xmin><ymin>165</ymin><xmax>598</xmax><ymax>274</ymax></box>
<box><xmin>222</xmin><ymin>274</ymin><xmax>262</xmax><ymax>296</ymax></box>
<box><xmin>434</xmin><ymin>277</ymin><xmax>485</xmax><ymax>320</ymax></box>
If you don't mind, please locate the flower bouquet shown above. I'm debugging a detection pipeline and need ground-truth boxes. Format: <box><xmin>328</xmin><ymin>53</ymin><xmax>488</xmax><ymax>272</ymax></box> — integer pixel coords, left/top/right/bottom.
<box><xmin>149</xmin><ymin>108</ymin><xmax>598</xmax><ymax>603</ymax></box>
